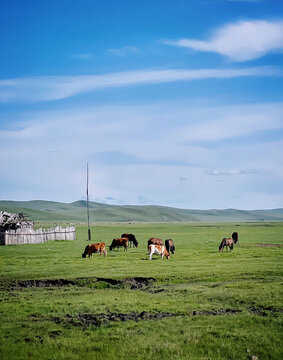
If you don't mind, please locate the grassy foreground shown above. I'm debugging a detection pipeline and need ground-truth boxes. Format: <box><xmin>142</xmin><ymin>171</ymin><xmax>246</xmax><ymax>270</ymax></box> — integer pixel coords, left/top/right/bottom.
<box><xmin>0</xmin><ymin>222</ymin><xmax>282</xmax><ymax>359</ymax></box>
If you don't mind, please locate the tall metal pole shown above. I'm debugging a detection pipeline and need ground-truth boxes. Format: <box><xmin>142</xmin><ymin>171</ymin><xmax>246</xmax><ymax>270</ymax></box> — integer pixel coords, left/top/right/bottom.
<box><xmin>86</xmin><ymin>163</ymin><xmax>91</xmax><ymax>241</ymax></box>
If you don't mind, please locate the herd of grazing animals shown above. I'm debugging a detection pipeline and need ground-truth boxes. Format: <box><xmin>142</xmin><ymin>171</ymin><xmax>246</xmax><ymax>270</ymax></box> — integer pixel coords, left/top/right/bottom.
<box><xmin>82</xmin><ymin>231</ymin><xmax>239</xmax><ymax>259</ymax></box>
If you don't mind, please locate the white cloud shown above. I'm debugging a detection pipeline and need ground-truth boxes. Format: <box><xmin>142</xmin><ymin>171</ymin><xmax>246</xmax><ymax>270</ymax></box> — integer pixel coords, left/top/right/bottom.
<box><xmin>0</xmin><ymin>66</ymin><xmax>281</xmax><ymax>102</ymax></box>
<box><xmin>164</xmin><ymin>20</ymin><xmax>283</xmax><ymax>61</ymax></box>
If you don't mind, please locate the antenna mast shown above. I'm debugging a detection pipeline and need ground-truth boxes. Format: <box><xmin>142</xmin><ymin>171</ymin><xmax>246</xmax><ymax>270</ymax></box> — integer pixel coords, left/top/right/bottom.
<box><xmin>86</xmin><ymin>163</ymin><xmax>91</xmax><ymax>241</ymax></box>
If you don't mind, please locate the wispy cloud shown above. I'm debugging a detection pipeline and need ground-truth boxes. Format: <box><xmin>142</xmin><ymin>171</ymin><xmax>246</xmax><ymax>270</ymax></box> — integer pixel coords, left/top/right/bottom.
<box><xmin>180</xmin><ymin>103</ymin><xmax>283</xmax><ymax>148</ymax></box>
<box><xmin>0</xmin><ymin>66</ymin><xmax>281</xmax><ymax>102</ymax></box>
<box><xmin>205</xmin><ymin>169</ymin><xmax>256</xmax><ymax>176</ymax></box>
<box><xmin>108</xmin><ymin>46</ymin><xmax>140</xmax><ymax>56</ymax></box>
<box><xmin>164</xmin><ymin>20</ymin><xmax>283</xmax><ymax>61</ymax></box>
<box><xmin>188</xmin><ymin>128</ymin><xmax>283</xmax><ymax>148</ymax></box>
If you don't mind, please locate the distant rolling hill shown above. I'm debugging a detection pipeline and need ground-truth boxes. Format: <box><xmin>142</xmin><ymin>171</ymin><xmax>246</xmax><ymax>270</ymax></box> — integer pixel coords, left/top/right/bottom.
<box><xmin>0</xmin><ymin>200</ymin><xmax>283</xmax><ymax>223</ymax></box>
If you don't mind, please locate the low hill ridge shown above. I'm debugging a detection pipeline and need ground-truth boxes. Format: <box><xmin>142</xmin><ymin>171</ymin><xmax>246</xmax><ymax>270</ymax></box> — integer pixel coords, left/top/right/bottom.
<box><xmin>0</xmin><ymin>200</ymin><xmax>283</xmax><ymax>223</ymax></box>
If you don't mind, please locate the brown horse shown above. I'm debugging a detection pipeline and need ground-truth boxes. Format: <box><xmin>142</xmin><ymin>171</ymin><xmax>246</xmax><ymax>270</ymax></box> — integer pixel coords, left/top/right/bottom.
<box><xmin>219</xmin><ymin>237</ymin><xmax>234</xmax><ymax>252</ymax></box>
<box><xmin>109</xmin><ymin>237</ymin><xmax>128</xmax><ymax>251</ymax></box>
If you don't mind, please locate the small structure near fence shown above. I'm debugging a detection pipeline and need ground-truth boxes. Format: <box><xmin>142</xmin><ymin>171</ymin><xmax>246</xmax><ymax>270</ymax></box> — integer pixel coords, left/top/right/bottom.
<box><xmin>0</xmin><ymin>211</ymin><xmax>76</xmax><ymax>245</ymax></box>
<box><xmin>0</xmin><ymin>211</ymin><xmax>34</xmax><ymax>231</ymax></box>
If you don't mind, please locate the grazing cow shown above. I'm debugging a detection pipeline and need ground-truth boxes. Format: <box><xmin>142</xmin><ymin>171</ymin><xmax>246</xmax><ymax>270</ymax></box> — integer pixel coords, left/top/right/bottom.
<box><xmin>232</xmin><ymin>232</ymin><xmax>239</xmax><ymax>245</ymax></box>
<box><xmin>165</xmin><ymin>239</ymin><xmax>175</xmax><ymax>254</ymax></box>
<box><xmin>147</xmin><ymin>237</ymin><xmax>163</xmax><ymax>251</ymax></box>
<box><xmin>82</xmin><ymin>243</ymin><xmax>107</xmax><ymax>258</ymax></box>
<box><xmin>149</xmin><ymin>244</ymin><xmax>170</xmax><ymax>260</ymax></box>
<box><xmin>121</xmin><ymin>233</ymin><xmax>138</xmax><ymax>248</ymax></box>
<box><xmin>218</xmin><ymin>238</ymin><xmax>234</xmax><ymax>252</ymax></box>
<box><xmin>109</xmin><ymin>237</ymin><xmax>128</xmax><ymax>251</ymax></box>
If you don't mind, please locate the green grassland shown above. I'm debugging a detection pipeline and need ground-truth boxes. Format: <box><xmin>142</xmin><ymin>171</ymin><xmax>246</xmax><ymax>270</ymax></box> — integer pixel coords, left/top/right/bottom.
<box><xmin>0</xmin><ymin>222</ymin><xmax>282</xmax><ymax>359</ymax></box>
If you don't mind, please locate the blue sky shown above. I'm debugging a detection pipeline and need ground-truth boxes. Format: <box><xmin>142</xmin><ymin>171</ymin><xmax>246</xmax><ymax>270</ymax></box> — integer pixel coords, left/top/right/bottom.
<box><xmin>0</xmin><ymin>0</ymin><xmax>283</xmax><ymax>209</ymax></box>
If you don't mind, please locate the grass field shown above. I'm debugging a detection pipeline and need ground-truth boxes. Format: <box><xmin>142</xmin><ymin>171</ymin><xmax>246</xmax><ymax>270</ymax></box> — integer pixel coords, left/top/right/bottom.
<box><xmin>0</xmin><ymin>222</ymin><xmax>282</xmax><ymax>359</ymax></box>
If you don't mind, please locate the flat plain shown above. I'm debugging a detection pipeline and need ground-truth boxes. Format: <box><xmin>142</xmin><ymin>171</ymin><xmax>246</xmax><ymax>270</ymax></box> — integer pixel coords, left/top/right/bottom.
<box><xmin>0</xmin><ymin>222</ymin><xmax>282</xmax><ymax>359</ymax></box>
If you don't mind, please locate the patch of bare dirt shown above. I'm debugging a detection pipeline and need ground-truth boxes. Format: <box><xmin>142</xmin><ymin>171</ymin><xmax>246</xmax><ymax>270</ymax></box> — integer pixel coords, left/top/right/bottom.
<box><xmin>247</xmin><ymin>305</ymin><xmax>282</xmax><ymax>316</ymax></box>
<box><xmin>14</xmin><ymin>277</ymin><xmax>156</xmax><ymax>290</ymax></box>
<box><xmin>192</xmin><ymin>309</ymin><xmax>241</xmax><ymax>316</ymax></box>
<box><xmin>51</xmin><ymin>307</ymin><xmax>249</xmax><ymax>329</ymax></box>
<box><xmin>192</xmin><ymin>305</ymin><xmax>282</xmax><ymax>317</ymax></box>
<box><xmin>17</xmin><ymin>279</ymin><xmax>76</xmax><ymax>288</ymax></box>
<box><xmin>51</xmin><ymin>311</ymin><xmax>175</xmax><ymax>328</ymax></box>
<box><xmin>121</xmin><ymin>277</ymin><xmax>156</xmax><ymax>289</ymax></box>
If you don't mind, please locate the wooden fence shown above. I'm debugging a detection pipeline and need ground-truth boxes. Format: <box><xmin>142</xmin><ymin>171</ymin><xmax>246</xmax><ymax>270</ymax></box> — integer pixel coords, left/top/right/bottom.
<box><xmin>0</xmin><ymin>226</ymin><xmax>76</xmax><ymax>245</ymax></box>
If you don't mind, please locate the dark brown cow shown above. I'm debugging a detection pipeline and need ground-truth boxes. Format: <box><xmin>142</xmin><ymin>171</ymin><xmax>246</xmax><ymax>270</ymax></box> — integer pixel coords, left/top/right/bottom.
<box><xmin>82</xmin><ymin>243</ymin><xmax>107</xmax><ymax>258</ymax></box>
<box><xmin>148</xmin><ymin>237</ymin><xmax>163</xmax><ymax>252</ymax></box>
<box><xmin>165</xmin><ymin>239</ymin><xmax>175</xmax><ymax>254</ymax></box>
<box><xmin>110</xmin><ymin>237</ymin><xmax>128</xmax><ymax>251</ymax></box>
<box><xmin>121</xmin><ymin>233</ymin><xmax>138</xmax><ymax>248</ymax></box>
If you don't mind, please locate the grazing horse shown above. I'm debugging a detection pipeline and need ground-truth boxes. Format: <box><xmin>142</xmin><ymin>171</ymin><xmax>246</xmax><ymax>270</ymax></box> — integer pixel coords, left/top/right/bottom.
<box><xmin>232</xmin><ymin>232</ymin><xmax>239</xmax><ymax>246</ymax></box>
<box><xmin>121</xmin><ymin>233</ymin><xmax>138</xmax><ymax>248</ymax></box>
<box><xmin>82</xmin><ymin>243</ymin><xmax>107</xmax><ymax>258</ymax></box>
<box><xmin>147</xmin><ymin>237</ymin><xmax>163</xmax><ymax>252</ymax></box>
<box><xmin>165</xmin><ymin>239</ymin><xmax>175</xmax><ymax>255</ymax></box>
<box><xmin>149</xmin><ymin>244</ymin><xmax>170</xmax><ymax>260</ymax></box>
<box><xmin>219</xmin><ymin>237</ymin><xmax>234</xmax><ymax>252</ymax></box>
<box><xmin>109</xmin><ymin>237</ymin><xmax>128</xmax><ymax>251</ymax></box>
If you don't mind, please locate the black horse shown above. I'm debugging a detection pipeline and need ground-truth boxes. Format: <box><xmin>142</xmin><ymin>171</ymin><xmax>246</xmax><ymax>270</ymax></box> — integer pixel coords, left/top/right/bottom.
<box><xmin>165</xmin><ymin>239</ymin><xmax>175</xmax><ymax>254</ymax></box>
<box><xmin>121</xmin><ymin>233</ymin><xmax>138</xmax><ymax>248</ymax></box>
<box><xmin>232</xmin><ymin>232</ymin><xmax>239</xmax><ymax>245</ymax></box>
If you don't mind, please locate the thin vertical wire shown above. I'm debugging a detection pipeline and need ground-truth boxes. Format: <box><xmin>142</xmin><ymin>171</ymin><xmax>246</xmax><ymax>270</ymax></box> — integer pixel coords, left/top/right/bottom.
<box><xmin>86</xmin><ymin>163</ymin><xmax>91</xmax><ymax>241</ymax></box>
